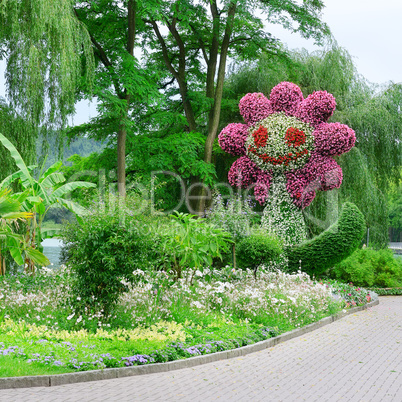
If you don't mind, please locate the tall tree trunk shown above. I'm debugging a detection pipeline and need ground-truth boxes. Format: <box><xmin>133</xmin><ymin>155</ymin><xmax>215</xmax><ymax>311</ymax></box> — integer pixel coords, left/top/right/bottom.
<box><xmin>116</xmin><ymin>0</ymin><xmax>136</xmax><ymax>198</ymax></box>
<box><xmin>177</xmin><ymin>78</ymin><xmax>197</xmax><ymax>132</ymax></box>
<box><xmin>117</xmin><ymin>123</ymin><xmax>127</xmax><ymax>198</ymax></box>
<box><xmin>196</xmin><ymin>2</ymin><xmax>237</xmax><ymax>215</ymax></box>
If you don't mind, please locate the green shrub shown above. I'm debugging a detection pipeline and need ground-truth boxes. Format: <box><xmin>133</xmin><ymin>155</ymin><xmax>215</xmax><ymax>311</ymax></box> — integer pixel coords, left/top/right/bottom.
<box><xmin>159</xmin><ymin>212</ymin><xmax>232</xmax><ymax>280</ymax></box>
<box><xmin>236</xmin><ymin>229</ymin><xmax>282</xmax><ymax>273</ymax></box>
<box><xmin>61</xmin><ymin>196</ymin><xmax>165</xmax><ymax>316</ymax></box>
<box><xmin>369</xmin><ymin>287</ymin><xmax>402</xmax><ymax>295</ymax></box>
<box><xmin>286</xmin><ymin>202</ymin><xmax>366</xmax><ymax>277</ymax></box>
<box><xmin>331</xmin><ymin>248</ymin><xmax>402</xmax><ymax>288</ymax></box>
<box><xmin>205</xmin><ymin>193</ymin><xmax>258</xmax><ymax>243</ymax></box>
<box><xmin>205</xmin><ymin>192</ymin><xmax>259</xmax><ymax>268</ymax></box>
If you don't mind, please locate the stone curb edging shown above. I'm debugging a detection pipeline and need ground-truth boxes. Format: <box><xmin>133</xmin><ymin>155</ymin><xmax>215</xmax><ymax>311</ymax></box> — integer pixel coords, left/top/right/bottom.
<box><xmin>0</xmin><ymin>299</ymin><xmax>379</xmax><ymax>390</ymax></box>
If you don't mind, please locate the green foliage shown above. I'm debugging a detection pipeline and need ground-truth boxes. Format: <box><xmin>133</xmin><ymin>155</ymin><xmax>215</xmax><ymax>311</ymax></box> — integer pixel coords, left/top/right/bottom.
<box><xmin>160</xmin><ymin>212</ymin><xmax>232</xmax><ymax>280</ymax></box>
<box><xmin>0</xmin><ymin>101</ymin><xmax>37</xmax><ymax>184</ymax></box>
<box><xmin>236</xmin><ymin>229</ymin><xmax>283</xmax><ymax>271</ymax></box>
<box><xmin>330</xmin><ymin>248</ymin><xmax>402</xmax><ymax>288</ymax></box>
<box><xmin>61</xmin><ymin>196</ymin><xmax>163</xmax><ymax>316</ymax></box>
<box><xmin>0</xmin><ymin>133</ymin><xmax>96</xmax><ymax>218</ymax></box>
<box><xmin>71</xmin><ymin>0</ymin><xmax>161</xmax><ymax>196</ymax></box>
<box><xmin>287</xmin><ymin>202</ymin><xmax>366</xmax><ymax>277</ymax></box>
<box><xmin>369</xmin><ymin>287</ymin><xmax>402</xmax><ymax>296</ymax></box>
<box><xmin>337</xmin><ymin>148</ymin><xmax>388</xmax><ymax>248</ymax></box>
<box><xmin>0</xmin><ymin>132</ymin><xmax>96</xmax><ymax>273</ymax></box>
<box><xmin>0</xmin><ymin>0</ymin><xmax>94</xmax><ymax>127</ymax></box>
<box><xmin>388</xmin><ymin>180</ymin><xmax>402</xmax><ymax>240</ymax></box>
<box><xmin>127</xmin><ymin>131</ymin><xmax>217</xmax><ymax>211</ymax></box>
<box><xmin>0</xmin><ymin>189</ymin><xmax>49</xmax><ymax>273</ymax></box>
<box><xmin>205</xmin><ymin>192</ymin><xmax>258</xmax><ymax>243</ymax></box>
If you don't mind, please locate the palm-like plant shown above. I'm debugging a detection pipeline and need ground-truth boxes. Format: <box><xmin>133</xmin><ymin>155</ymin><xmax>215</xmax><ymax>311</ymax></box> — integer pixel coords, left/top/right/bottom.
<box><xmin>0</xmin><ymin>133</ymin><xmax>96</xmax><ymax>273</ymax></box>
<box><xmin>0</xmin><ymin>189</ymin><xmax>49</xmax><ymax>275</ymax></box>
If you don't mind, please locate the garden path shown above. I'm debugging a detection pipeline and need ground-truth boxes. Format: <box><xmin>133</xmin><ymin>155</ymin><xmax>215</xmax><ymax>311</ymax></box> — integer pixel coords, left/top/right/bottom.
<box><xmin>0</xmin><ymin>296</ymin><xmax>401</xmax><ymax>402</ymax></box>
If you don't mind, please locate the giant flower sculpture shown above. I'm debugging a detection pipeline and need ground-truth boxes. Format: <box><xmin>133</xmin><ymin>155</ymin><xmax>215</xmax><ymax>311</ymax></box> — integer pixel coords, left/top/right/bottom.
<box><xmin>218</xmin><ymin>82</ymin><xmax>356</xmax><ymax>245</ymax></box>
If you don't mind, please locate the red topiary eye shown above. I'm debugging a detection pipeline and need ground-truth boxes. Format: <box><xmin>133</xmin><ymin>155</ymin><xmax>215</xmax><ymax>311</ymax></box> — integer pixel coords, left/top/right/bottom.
<box><xmin>253</xmin><ymin>126</ymin><xmax>268</xmax><ymax>148</ymax></box>
<box><xmin>285</xmin><ymin>127</ymin><xmax>306</xmax><ymax>147</ymax></box>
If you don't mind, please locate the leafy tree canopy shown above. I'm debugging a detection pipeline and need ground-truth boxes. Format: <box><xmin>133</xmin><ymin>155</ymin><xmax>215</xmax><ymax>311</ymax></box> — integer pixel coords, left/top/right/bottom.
<box><xmin>0</xmin><ymin>0</ymin><xmax>94</xmax><ymax>127</ymax></box>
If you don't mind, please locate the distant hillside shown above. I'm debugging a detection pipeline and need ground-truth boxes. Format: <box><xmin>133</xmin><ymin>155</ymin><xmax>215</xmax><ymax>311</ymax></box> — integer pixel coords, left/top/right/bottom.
<box><xmin>36</xmin><ymin>133</ymin><xmax>106</xmax><ymax>168</ymax></box>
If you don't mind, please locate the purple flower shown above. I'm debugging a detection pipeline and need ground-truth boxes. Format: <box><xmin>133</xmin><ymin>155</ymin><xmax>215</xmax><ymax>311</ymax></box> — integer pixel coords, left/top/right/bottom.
<box><xmin>185</xmin><ymin>346</ymin><xmax>201</xmax><ymax>356</ymax></box>
<box><xmin>121</xmin><ymin>354</ymin><xmax>153</xmax><ymax>366</ymax></box>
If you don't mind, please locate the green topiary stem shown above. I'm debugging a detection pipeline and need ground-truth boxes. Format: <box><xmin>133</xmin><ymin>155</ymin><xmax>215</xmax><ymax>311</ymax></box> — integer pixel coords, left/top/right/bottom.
<box><xmin>261</xmin><ymin>173</ymin><xmax>307</xmax><ymax>246</ymax></box>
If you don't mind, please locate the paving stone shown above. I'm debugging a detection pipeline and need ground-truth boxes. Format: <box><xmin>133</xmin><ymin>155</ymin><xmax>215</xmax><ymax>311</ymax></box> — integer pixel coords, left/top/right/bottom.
<box><xmin>0</xmin><ymin>297</ymin><xmax>401</xmax><ymax>401</ymax></box>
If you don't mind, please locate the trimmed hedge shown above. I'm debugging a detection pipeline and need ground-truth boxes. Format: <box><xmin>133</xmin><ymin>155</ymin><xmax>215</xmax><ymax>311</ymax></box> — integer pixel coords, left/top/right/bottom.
<box><xmin>237</xmin><ymin>229</ymin><xmax>282</xmax><ymax>271</ymax></box>
<box><xmin>286</xmin><ymin>202</ymin><xmax>366</xmax><ymax>276</ymax></box>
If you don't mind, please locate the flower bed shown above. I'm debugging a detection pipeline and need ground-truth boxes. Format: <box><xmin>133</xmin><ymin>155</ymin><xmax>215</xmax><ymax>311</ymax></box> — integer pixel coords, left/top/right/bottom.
<box><xmin>0</xmin><ymin>267</ymin><xmax>376</xmax><ymax>377</ymax></box>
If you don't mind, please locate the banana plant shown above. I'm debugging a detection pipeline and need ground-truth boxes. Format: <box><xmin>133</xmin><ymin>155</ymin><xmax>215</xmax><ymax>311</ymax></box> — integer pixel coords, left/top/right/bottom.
<box><xmin>0</xmin><ymin>188</ymin><xmax>50</xmax><ymax>275</ymax></box>
<box><xmin>0</xmin><ymin>133</ymin><xmax>96</xmax><ymax>273</ymax></box>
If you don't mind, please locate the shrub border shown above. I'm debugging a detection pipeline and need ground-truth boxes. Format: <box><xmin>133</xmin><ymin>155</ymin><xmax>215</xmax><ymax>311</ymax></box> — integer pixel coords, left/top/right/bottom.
<box><xmin>0</xmin><ymin>299</ymin><xmax>379</xmax><ymax>390</ymax></box>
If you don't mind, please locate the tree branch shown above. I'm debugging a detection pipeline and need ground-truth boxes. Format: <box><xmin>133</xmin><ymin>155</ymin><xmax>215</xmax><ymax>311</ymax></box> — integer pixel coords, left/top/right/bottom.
<box><xmin>148</xmin><ymin>20</ymin><xmax>179</xmax><ymax>80</ymax></box>
<box><xmin>159</xmin><ymin>76</ymin><xmax>175</xmax><ymax>90</ymax></box>
<box><xmin>166</xmin><ymin>17</ymin><xmax>186</xmax><ymax>77</ymax></box>
<box><xmin>206</xmin><ymin>0</ymin><xmax>220</xmax><ymax>99</ymax></box>
<box><xmin>189</xmin><ymin>23</ymin><xmax>209</xmax><ymax>64</ymax></box>
<box><xmin>74</xmin><ymin>8</ymin><xmax>124</xmax><ymax>100</ymax></box>
<box><xmin>127</xmin><ymin>0</ymin><xmax>136</xmax><ymax>55</ymax></box>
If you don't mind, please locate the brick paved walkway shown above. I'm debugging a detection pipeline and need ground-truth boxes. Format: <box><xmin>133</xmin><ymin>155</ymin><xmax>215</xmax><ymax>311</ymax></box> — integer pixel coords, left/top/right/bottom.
<box><xmin>0</xmin><ymin>296</ymin><xmax>401</xmax><ymax>402</ymax></box>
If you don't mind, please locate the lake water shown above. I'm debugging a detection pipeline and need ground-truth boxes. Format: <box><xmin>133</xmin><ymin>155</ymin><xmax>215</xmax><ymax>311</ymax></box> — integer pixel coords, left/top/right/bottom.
<box><xmin>41</xmin><ymin>238</ymin><xmax>63</xmax><ymax>268</ymax></box>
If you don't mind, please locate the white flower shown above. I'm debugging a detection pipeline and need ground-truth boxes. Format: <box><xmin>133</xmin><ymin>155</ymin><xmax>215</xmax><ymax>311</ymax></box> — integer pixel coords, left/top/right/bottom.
<box><xmin>191</xmin><ymin>301</ymin><xmax>204</xmax><ymax>309</ymax></box>
<box><xmin>67</xmin><ymin>313</ymin><xmax>75</xmax><ymax>320</ymax></box>
<box><xmin>76</xmin><ymin>315</ymin><xmax>83</xmax><ymax>323</ymax></box>
<box><xmin>120</xmin><ymin>278</ymin><xmax>130</xmax><ymax>286</ymax></box>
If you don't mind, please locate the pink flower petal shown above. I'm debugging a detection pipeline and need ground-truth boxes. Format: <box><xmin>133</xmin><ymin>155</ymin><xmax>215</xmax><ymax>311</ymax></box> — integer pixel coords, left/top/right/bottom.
<box><xmin>218</xmin><ymin>123</ymin><xmax>249</xmax><ymax>156</ymax></box>
<box><xmin>286</xmin><ymin>152</ymin><xmax>343</xmax><ymax>208</ymax></box>
<box><xmin>269</xmin><ymin>82</ymin><xmax>304</xmax><ymax>116</ymax></box>
<box><xmin>228</xmin><ymin>156</ymin><xmax>271</xmax><ymax>204</ymax></box>
<box><xmin>297</xmin><ymin>91</ymin><xmax>336</xmax><ymax>127</ymax></box>
<box><xmin>239</xmin><ymin>93</ymin><xmax>272</xmax><ymax>126</ymax></box>
<box><xmin>314</xmin><ymin>122</ymin><xmax>356</xmax><ymax>156</ymax></box>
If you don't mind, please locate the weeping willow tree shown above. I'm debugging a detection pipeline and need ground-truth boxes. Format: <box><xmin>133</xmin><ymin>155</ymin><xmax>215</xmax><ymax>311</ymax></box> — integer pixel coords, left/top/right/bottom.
<box><xmin>0</xmin><ymin>0</ymin><xmax>94</xmax><ymax>176</ymax></box>
<box><xmin>221</xmin><ymin>43</ymin><xmax>402</xmax><ymax>247</ymax></box>
<box><xmin>0</xmin><ymin>99</ymin><xmax>36</xmax><ymax>182</ymax></box>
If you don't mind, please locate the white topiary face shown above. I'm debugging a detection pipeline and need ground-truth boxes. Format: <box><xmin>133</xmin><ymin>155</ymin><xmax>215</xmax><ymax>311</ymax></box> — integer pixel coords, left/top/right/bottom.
<box><xmin>245</xmin><ymin>112</ymin><xmax>314</xmax><ymax>172</ymax></box>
